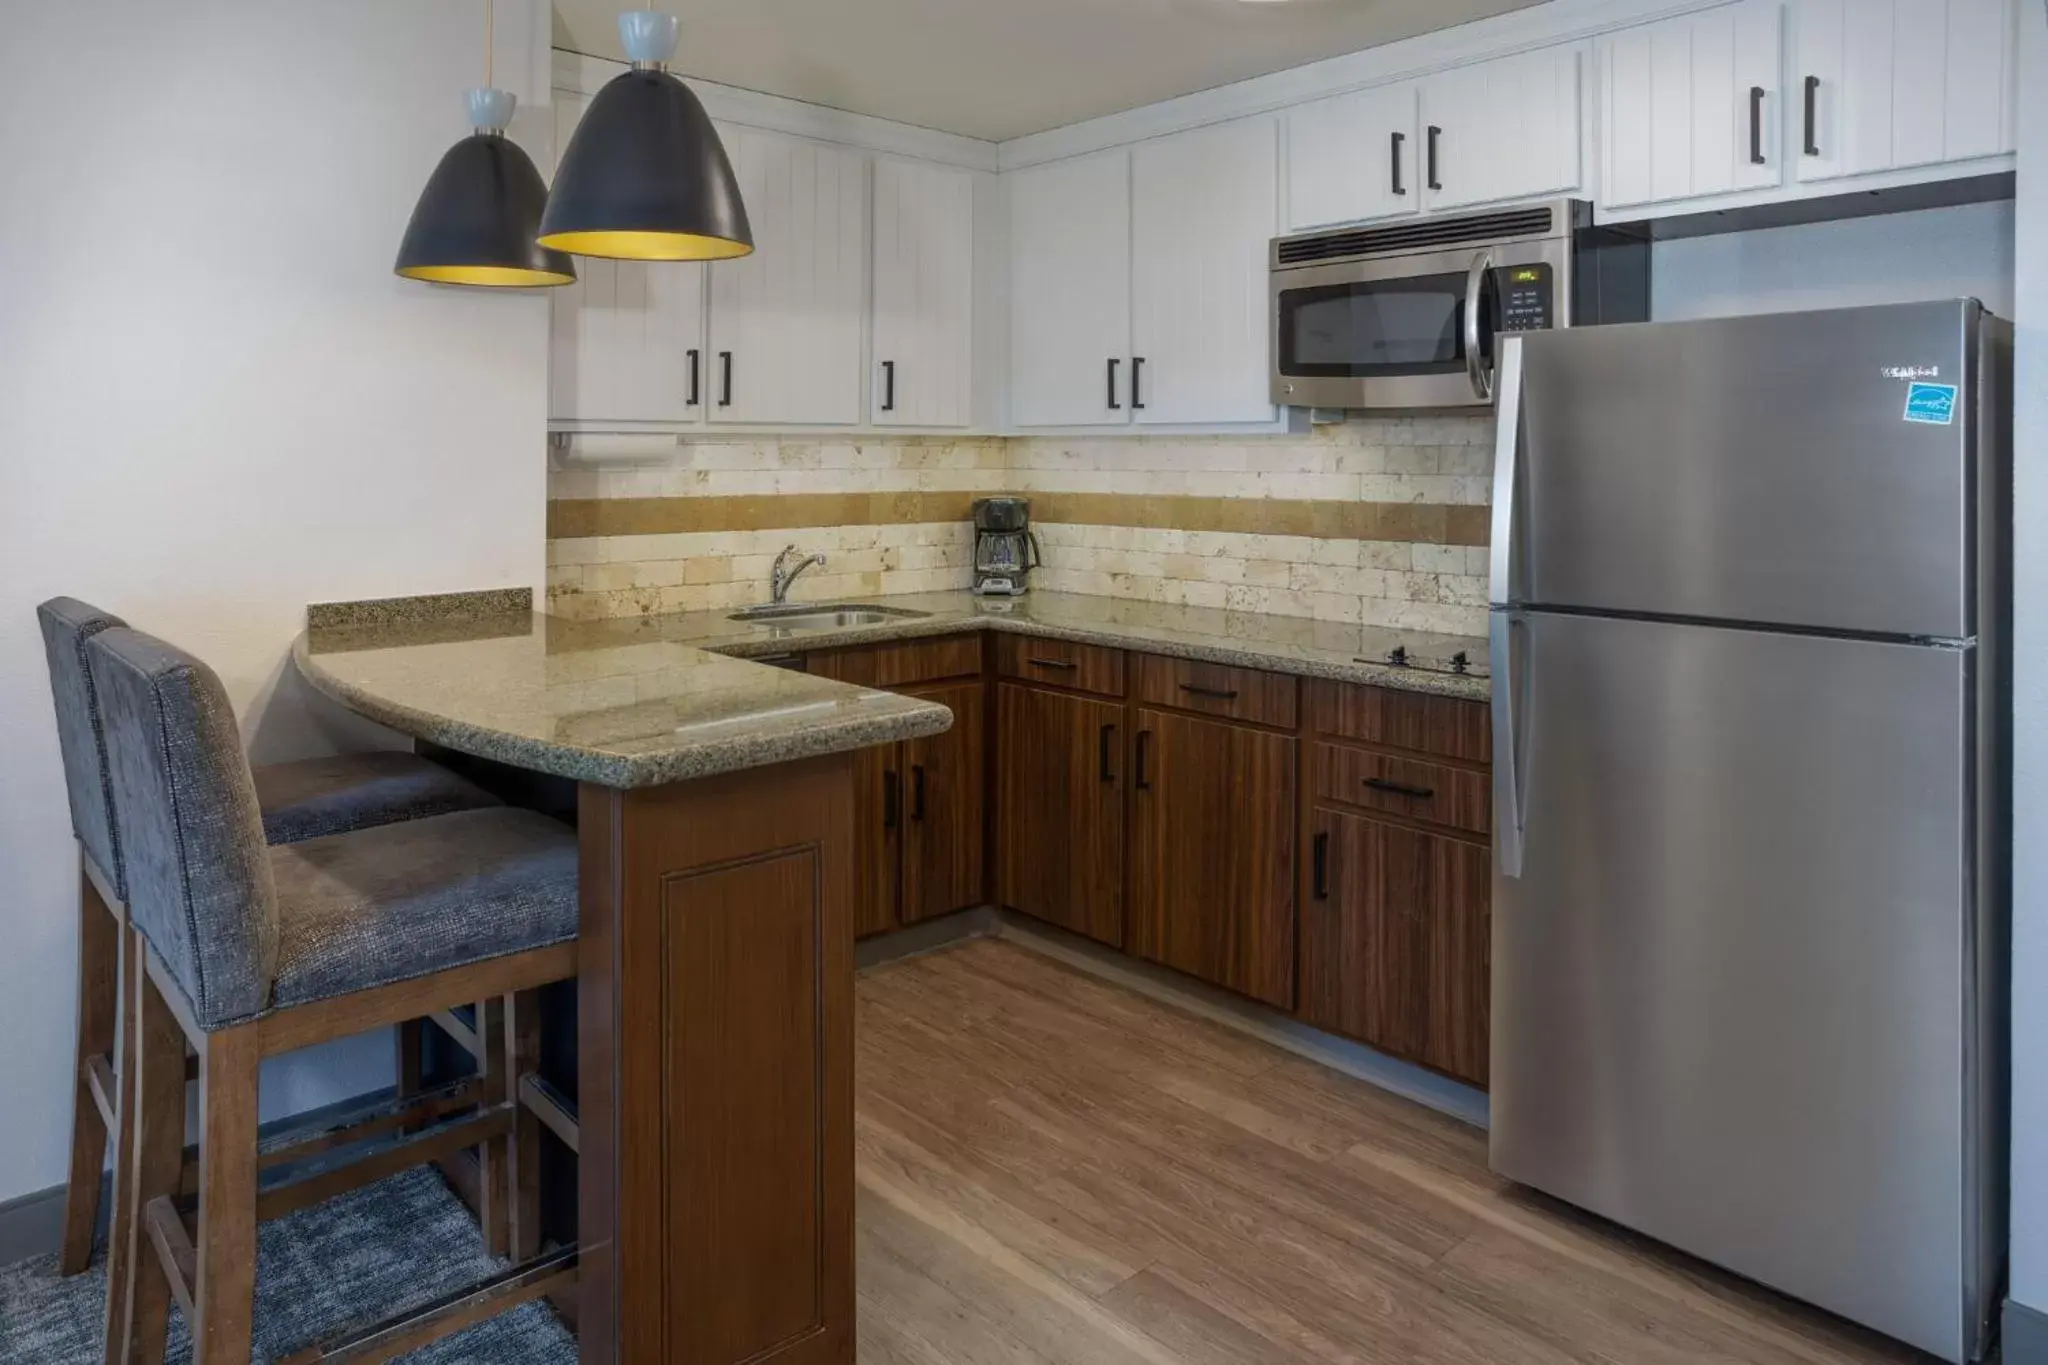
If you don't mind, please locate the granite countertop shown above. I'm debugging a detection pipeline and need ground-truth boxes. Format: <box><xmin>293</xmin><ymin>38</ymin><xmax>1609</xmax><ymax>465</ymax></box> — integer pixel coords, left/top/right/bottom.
<box><xmin>295</xmin><ymin>612</ymin><xmax>954</xmax><ymax>789</ymax></box>
<box><xmin>567</xmin><ymin>590</ymin><xmax>1492</xmax><ymax>703</ymax></box>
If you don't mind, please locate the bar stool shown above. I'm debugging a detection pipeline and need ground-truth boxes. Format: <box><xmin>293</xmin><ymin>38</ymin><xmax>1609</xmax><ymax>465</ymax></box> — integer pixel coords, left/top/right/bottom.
<box><xmin>86</xmin><ymin>625</ymin><xmax>577</xmax><ymax>1364</ymax></box>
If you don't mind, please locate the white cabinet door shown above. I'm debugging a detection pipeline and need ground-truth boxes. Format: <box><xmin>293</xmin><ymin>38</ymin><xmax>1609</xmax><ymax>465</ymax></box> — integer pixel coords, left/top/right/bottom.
<box><xmin>1132</xmin><ymin>117</ymin><xmax>1279</xmax><ymax>426</ymax></box>
<box><xmin>871</xmin><ymin>159</ymin><xmax>975</xmax><ymax>428</ymax></box>
<box><xmin>1420</xmin><ymin>45</ymin><xmax>1584</xmax><ymax>211</ymax></box>
<box><xmin>707</xmin><ymin>126</ymin><xmax>868</xmax><ymax>424</ymax></box>
<box><xmin>1599</xmin><ymin>1</ymin><xmax>1785</xmax><ymax>211</ymax></box>
<box><xmin>1008</xmin><ymin>150</ymin><xmax>1133</xmax><ymax>428</ymax></box>
<box><xmin>1285</xmin><ymin>83</ymin><xmax>1421</xmax><ymax>230</ymax></box>
<box><xmin>549</xmin><ymin>91</ymin><xmax>706</xmax><ymax>424</ymax></box>
<box><xmin>1793</xmin><ymin>0</ymin><xmax>2015</xmax><ymax>183</ymax></box>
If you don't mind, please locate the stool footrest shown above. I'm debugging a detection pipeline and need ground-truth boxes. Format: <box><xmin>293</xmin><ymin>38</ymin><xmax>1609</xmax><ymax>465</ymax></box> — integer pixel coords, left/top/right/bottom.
<box><xmin>516</xmin><ymin>1072</ymin><xmax>580</xmax><ymax>1156</ymax></box>
<box><xmin>142</xmin><ymin>1195</ymin><xmax>198</xmax><ymax>1327</ymax></box>
<box><xmin>277</xmin><ymin>1245</ymin><xmax>580</xmax><ymax>1365</ymax></box>
<box><xmin>255</xmin><ymin>1101</ymin><xmax>514</xmax><ymax>1222</ymax></box>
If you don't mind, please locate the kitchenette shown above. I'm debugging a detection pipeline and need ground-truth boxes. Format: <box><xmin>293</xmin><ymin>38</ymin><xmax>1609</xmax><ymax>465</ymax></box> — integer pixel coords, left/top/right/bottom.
<box><xmin>2</xmin><ymin>2</ymin><xmax>2040</xmax><ymax>1365</ymax></box>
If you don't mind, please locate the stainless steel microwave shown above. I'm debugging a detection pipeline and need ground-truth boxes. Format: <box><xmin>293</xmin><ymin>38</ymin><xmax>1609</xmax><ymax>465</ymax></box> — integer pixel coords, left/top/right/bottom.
<box><xmin>1270</xmin><ymin>198</ymin><xmax>1649</xmax><ymax>411</ymax></box>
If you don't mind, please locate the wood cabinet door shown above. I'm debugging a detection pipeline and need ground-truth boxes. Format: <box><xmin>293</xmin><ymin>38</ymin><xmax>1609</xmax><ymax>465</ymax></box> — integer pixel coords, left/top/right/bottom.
<box><xmin>707</xmin><ymin>126</ymin><xmax>868</xmax><ymax>424</ymax></box>
<box><xmin>1300</xmin><ymin>807</ymin><xmax>1490</xmax><ymax>1086</ymax></box>
<box><xmin>902</xmin><ymin>681</ymin><xmax>986</xmax><ymax>924</ymax></box>
<box><xmin>1007</xmin><ymin>149</ymin><xmax>1134</xmax><ymax>428</ymax></box>
<box><xmin>1285</xmin><ymin>82</ymin><xmax>1422</xmax><ymax>231</ymax></box>
<box><xmin>1419</xmin><ymin>45</ymin><xmax>1585</xmax><ymax>211</ymax></box>
<box><xmin>1598</xmin><ymin>0</ymin><xmax>1785</xmax><ymax>211</ymax></box>
<box><xmin>994</xmin><ymin>684</ymin><xmax>1125</xmax><ymax>945</ymax></box>
<box><xmin>1129</xmin><ymin>709</ymin><xmax>1297</xmax><ymax>1008</ymax></box>
<box><xmin>1131</xmin><ymin>115</ymin><xmax>1279</xmax><ymax>426</ymax></box>
<box><xmin>849</xmin><ymin>742</ymin><xmax>902</xmax><ymax>938</ymax></box>
<box><xmin>871</xmin><ymin>158</ymin><xmax>976</xmax><ymax>428</ymax></box>
<box><xmin>549</xmin><ymin>92</ymin><xmax>706</xmax><ymax>425</ymax></box>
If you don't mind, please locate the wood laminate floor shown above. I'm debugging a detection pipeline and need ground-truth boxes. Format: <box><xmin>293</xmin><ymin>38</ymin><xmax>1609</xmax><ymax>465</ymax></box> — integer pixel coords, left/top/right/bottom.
<box><xmin>853</xmin><ymin>937</ymin><xmax>1928</xmax><ymax>1365</ymax></box>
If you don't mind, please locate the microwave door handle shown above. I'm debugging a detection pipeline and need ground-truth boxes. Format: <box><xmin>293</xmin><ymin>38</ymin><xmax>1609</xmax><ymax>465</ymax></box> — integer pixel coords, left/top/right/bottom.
<box><xmin>1463</xmin><ymin>250</ymin><xmax>1495</xmax><ymax>401</ymax></box>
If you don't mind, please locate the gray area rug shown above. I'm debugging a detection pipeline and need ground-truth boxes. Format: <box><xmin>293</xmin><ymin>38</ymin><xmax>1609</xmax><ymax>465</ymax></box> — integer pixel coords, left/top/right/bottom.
<box><xmin>0</xmin><ymin>1167</ymin><xmax>576</xmax><ymax>1363</ymax></box>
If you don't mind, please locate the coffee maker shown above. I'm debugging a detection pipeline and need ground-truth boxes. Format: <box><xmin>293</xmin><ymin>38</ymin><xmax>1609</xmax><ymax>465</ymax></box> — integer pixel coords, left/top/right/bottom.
<box><xmin>972</xmin><ymin>497</ymin><xmax>1041</xmax><ymax>596</ymax></box>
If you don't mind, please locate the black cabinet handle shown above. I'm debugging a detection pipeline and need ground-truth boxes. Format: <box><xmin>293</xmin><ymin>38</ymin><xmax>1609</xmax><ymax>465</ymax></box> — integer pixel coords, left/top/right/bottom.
<box><xmin>1365</xmin><ymin>776</ymin><xmax>1435</xmax><ymax>801</ymax></box>
<box><xmin>1312</xmin><ymin>832</ymin><xmax>1330</xmax><ymax>901</ymax></box>
<box><xmin>1107</xmin><ymin>358</ymin><xmax>1121</xmax><ymax>411</ymax></box>
<box><xmin>911</xmin><ymin>765</ymin><xmax>925</xmax><ymax>821</ymax></box>
<box><xmin>1391</xmin><ymin>130</ymin><xmax>1407</xmax><ymax>196</ymax></box>
<box><xmin>1749</xmin><ymin>86</ymin><xmax>1767</xmax><ymax>166</ymax></box>
<box><xmin>1099</xmin><ymin>724</ymin><xmax>1116</xmax><ymax>783</ymax></box>
<box><xmin>1028</xmin><ymin>658</ymin><xmax>1078</xmax><ymax>672</ymax></box>
<box><xmin>1135</xmin><ymin>730</ymin><xmax>1153</xmax><ymax>791</ymax></box>
<box><xmin>881</xmin><ymin>360</ymin><xmax>896</xmax><ymax>413</ymax></box>
<box><xmin>1131</xmin><ymin>357</ymin><xmax>1146</xmax><ymax>411</ymax></box>
<box><xmin>718</xmin><ymin>351</ymin><xmax>734</xmax><ymax>407</ymax></box>
<box><xmin>1427</xmin><ymin>125</ymin><xmax>1443</xmax><ymax>191</ymax></box>
<box><xmin>1803</xmin><ymin>76</ymin><xmax>1820</xmax><ymax>157</ymax></box>
<box><xmin>687</xmin><ymin>348</ymin><xmax>701</xmax><ymax>406</ymax></box>
<box><xmin>883</xmin><ymin>770</ymin><xmax>900</xmax><ymax>829</ymax></box>
<box><xmin>1179</xmin><ymin>683</ymin><xmax>1238</xmax><ymax>702</ymax></box>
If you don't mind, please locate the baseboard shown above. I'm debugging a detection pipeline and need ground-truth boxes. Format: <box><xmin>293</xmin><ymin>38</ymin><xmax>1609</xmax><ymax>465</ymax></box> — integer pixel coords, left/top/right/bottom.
<box><xmin>856</xmin><ymin>906</ymin><xmax>999</xmax><ymax>970</ymax></box>
<box><xmin>990</xmin><ymin>911</ymin><xmax>1491</xmax><ymax>1131</ymax></box>
<box><xmin>2008</xmin><ymin>1299</ymin><xmax>2048</xmax><ymax>1365</ymax></box>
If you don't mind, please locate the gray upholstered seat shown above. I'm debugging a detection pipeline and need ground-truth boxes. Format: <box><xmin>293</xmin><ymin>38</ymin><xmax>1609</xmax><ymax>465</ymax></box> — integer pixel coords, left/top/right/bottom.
<box><xmin>37</xmin><ymin>598</ymin><xmax>500</xmax><ymax>898</ymax></box>
<box><xmin>85</xmin><ymin>625</ymin><xmax>577</xmax><ymax>1029</ymax></box>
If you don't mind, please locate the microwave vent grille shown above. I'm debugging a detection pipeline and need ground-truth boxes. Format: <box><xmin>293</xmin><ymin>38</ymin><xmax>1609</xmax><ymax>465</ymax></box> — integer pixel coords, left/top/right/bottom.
<box><xmin>1275</xmin><ymin>206</ymin><xmax>1556</xmax><ymax>265</ymax></box>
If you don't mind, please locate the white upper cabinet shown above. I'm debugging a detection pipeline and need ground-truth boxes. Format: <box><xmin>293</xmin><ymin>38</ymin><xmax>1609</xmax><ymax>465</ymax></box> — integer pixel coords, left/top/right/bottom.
<box><xmin>1599</xmin><ymin>1</ymin><xmax>1786</xmax><ymax>211</ymax></box>
<box><xmin>1419</xmin><ymin>45</ymin><xmax>1585</xmax><ymax>211</ymax></box>
<box><xmin>1792</xmin><ymin>0</ymin><xmax>2015</xmax><ymax>183</ymax></box>
<box><xmin>870</xmin><ymin>159</ymin><xmax>976</xmax><ymax>428</ymax></box>
<box><xmin>1009</xmin><ymin>149</ymin><xmax>1134</xmax><ymax>428</ymax></box>
<box><xmin>707</xmin><ymin>126</ymin><xmax>868</xmax><ymax>425</ymax></box>
<box><xmin>1132</xmin><ymin>117</ymin><xmax>1279</xmax><ymax>426</ymax></box>
<box><xmin>549</xmin><ymin>91</ymin><xmax>707</xmax><ymax>425</ymax></box>
<box><xmin>1286</xmin><ymin>84</ymin><xmax>1421</xmax><ymax>230</ymax></box>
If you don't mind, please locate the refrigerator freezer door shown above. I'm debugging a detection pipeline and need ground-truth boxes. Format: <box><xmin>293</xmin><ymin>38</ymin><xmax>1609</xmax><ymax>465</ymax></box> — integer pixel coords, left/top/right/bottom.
<box><xmin>1501</xmin><ymin>300</ymin><xmax>1979</xmax><ymax>639</ymax></box>
<box><xmin>1490</xmin><ymin>609</ymin><xmax>1977</xmax><ymax>1361</ymax></box>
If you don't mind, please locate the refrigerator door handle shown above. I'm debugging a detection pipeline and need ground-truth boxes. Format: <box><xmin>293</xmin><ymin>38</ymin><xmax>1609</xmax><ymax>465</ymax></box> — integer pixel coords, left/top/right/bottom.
<box><xmin>1492</xmin><ymin>610</ymin><xmax>1528</xmax><ymax>878</ymax></box>
<box><xmin>1489</xmin><ymin>337</ymin><xmax>1524</xmax><ymax>607</ymax></box>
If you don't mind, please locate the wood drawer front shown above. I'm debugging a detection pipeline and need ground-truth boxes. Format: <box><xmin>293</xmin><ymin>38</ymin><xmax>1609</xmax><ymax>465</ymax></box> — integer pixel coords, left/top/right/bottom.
<box><xmin>1308</xmin><ymin>680</ymin><xmax>1490</xmax><ymax>764</ymax></box>
<box><xmin>1132</xmin><ymin>653</ymin><xmax>1298</xmax><ymax>729</ymax></box>
<box><xmin>994</xmin><ymin>634</ymin><xmax>1126</xmax><ymax>697</ymax></box>
<box><xmin>1314</xmin><ymin>744</ymin><xmax>1489</xmax><ymax>837</ymax></box>
<box><xmin>808</xmin><ymin>634</ymin><xmax>982</xmax><ymax>689</ymax></box>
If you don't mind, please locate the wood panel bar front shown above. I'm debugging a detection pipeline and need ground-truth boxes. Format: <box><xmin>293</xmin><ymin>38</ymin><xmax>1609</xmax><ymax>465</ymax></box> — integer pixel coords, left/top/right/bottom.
<box><xmin>578</xmin><ymin>754</ymin><xmax>857</xmax><ymax>1365</ymax></box>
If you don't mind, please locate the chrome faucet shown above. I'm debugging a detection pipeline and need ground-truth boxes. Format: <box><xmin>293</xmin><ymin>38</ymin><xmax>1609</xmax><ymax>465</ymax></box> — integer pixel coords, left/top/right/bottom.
<box><xmin>769</xmin><ymin>545</ymin><xmax>828</xmax><ymax>604</ymax></box>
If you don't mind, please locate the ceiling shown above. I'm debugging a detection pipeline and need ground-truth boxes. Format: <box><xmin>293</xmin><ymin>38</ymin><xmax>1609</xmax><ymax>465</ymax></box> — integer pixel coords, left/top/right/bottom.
<box><xmin>550</xmin><ymin>0</ymin><xmax>1543</xmax><ymax>143</ymax></box>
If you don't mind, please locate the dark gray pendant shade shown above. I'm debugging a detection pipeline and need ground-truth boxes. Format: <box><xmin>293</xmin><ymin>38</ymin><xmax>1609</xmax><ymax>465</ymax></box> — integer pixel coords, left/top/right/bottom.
<box><xmin>536</xmin><ymin>16</ymin><xmax>753</xmax><ymax>261</ymax></box>
<box><xmin>396</xmin><ymin>93</ymin><xmax>576</xmax><ymax>288</ymax></box>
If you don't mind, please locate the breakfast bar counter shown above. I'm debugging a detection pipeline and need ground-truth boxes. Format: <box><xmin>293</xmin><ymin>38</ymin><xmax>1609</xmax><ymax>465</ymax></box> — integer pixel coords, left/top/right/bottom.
<box><xmin>297</xmin><ymin>599</ymin><xmax>952</xmax><ymax>1365</ymax></box>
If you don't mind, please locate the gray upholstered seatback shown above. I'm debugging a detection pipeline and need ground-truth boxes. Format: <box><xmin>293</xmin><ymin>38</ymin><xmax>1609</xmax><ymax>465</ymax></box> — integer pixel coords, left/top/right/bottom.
<box><xmin>35</xmin><ymin>598</ymin><xmax>129</xmax><ymax>899</ymax></box>
<box><xmin>85</xmin><ymin>627</ymin><xmax>279</xmax><ymax>1029</ymax></box>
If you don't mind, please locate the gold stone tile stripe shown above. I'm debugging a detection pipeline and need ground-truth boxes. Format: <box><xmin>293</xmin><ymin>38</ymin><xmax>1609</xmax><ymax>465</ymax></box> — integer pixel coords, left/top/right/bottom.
<box><xmin>550</xmin><ymin>492</ymin><xmax>1489</xmax><ymax>547</ymax></box>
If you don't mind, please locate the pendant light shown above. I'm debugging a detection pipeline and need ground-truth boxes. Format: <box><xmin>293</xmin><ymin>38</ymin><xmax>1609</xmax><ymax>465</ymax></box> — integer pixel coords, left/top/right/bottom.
<box><xmin>395</xmin><ymin>1</ymin><xmax>575</xmax><ymax>287</ymax></box>
<box><xmin>536</xmin><ymin>11</ymin><xmax>753</xmax><ymax>262</ymax></box>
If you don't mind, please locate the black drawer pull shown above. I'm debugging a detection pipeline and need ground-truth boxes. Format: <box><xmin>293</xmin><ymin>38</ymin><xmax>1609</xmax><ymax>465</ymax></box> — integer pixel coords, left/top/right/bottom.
<box><xmin>1312</xmin><ymin>832</ymin><xmax>1330</xmax><ymax>900</ymax></box>
<box><xmin>1391</xmin><ymin>130</ymin><xmax>1407</xmax><ymax>196</ymax></box>
<box><xmin>718</xmin><ymin>350</ymin><xmax>734</xmax><ymax>407</ymax></box>
<box><xmin>1365</xmin><ymin>777</ymin><xmax>1435</xmax><ymax>800</ymax></box>
<box><xmin>1107</xmin><ymin>357</ymin><xmax>1122</xmax><ymax>411</ymax></box>
<box><xmin>881</xmin><ymin>359</ymin><xmax>896</xmax><ymax>413</ymax></box>
<box><xmin>1179</xmin><ymin>683</ymin><xmax>1239</xmax><ymax>701</ymax></box>
<box><xmin>686</xmin><ymin>348</ymin><xmax>701</xmax><ymax>406</ymax></box>
<box><xmin>911</xmin><ymin>765</ymin><xmax>926</xmax><ymax>821</ymax></box>
<box><xmin>883</xmin><ymin>770</ymin><xmax>900</xmax><ymax>829</ymax></box>
<box><xmin>1427</xmin><ymin>125</ymin><xmax>1443</xmax><ymax>191</ymax></box>
<box><xmin>1099</xmin><ymin>724</ymin><xmax>1116</xmax><ymax>783</ymax></box>
<box><xmin>1135</xmin><ymin>730</ymin><xmax>1153</xmax><ymax>791</ymax></box>
<box><xmin>1028</xmin><ymin>658</ymin><xmax>1079</xmax><ymax>672</ymax></box>
<box><xmin>1749</xmin><ymin>85</ymin><xmax>1767</xmax><ymax>166</ymax></box>
<box><xmin>1131</xmin><ymin>356</ymin><xmax>1146</xmax><ymax>411</ymax></box>
<box><xmin>1803</xmin><ymin>75</ymin><xmax>1821</xmax><ymax>157</ymax></box>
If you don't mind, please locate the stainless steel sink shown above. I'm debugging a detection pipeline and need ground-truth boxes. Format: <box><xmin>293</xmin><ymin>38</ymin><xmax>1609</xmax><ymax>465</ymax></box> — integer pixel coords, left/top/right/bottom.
<box><xmin>727</xmin><ymin>603</ymin><xmax>931</xmax><ymax>631</ymax></box>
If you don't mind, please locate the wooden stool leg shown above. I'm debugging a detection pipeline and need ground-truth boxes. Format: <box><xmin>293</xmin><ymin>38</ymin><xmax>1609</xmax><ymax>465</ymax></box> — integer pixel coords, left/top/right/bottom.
<box><xmin>99</xmin><ymin>927</ymin><xmax>144</xmax><ymax>1365</ymax></box>
<box><xmin>475</xmin><ymin>998</ymin><xmax>511</xmax><ymax>1258</ymax></box>
<box><xmin>61</xmin><ymin>856</ymin><xmax>118</xmax><ymax>1276</ymax></box>
<box><xmin>506</xmin><ymin>990</ymin><xmax>544</xmax><ymax>1263</ymax></box>
<box><xmin>119</xmin><ymin>959</ymin><xmax>187</xmax><ymax>1365</ymax></box>
<box><xmin>191</xmin><ymin>1024</ymin><xmax>259</xmax><ymax>1365</ymax></box>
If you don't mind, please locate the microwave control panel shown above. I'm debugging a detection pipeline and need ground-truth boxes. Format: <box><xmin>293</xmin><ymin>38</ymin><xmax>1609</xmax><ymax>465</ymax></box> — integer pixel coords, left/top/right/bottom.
<box><xmin>1495</xmin><ymin>263</ymin><xmax>1555</xmax><ymax>332</ymax></box>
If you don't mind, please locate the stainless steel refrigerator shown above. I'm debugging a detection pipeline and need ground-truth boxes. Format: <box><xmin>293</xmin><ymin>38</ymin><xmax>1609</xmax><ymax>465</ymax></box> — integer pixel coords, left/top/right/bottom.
<box><xmin>1487</xmin><ymin>300</ymin><xmax>2010</xmax><ymax>1363</ymax></box>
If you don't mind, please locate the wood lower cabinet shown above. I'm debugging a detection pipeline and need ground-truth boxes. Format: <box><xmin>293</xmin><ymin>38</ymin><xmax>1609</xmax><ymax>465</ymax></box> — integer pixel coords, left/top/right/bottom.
<box><xmin>1129</xmin><ymin>709</ymin><xmax>1297</xmax><ymax>1009</ymax></box>
<box><xmin>995</xmin><ymin>683</ymin><xmax>1125</xmax><ymax>945</ymax></box>
<box><xmin>1300</xmin><ymin>807</ymin><xmax>1490</xmax><ymax>1086</ymax></box>
<box><xmin>848</xmin><ymin>744</ymin><xmax>902</xmax><ymax>938</ymax></box>
<box><xmin>901</xmin><ymin>680</ymin><xmax>987</xmax><ymax>925</ymax></box>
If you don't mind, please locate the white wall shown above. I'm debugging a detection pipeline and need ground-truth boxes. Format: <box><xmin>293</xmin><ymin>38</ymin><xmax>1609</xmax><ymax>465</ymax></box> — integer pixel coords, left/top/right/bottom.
<box><xmin>0</xmin><ymin>2</ymin><xmax>551</xmax><ymax>1203</ymax></box>
<box><xmin>2006</xmin><ymin>0</ymin><xmax>2048</xmax><ymax>1323</ymax></box>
